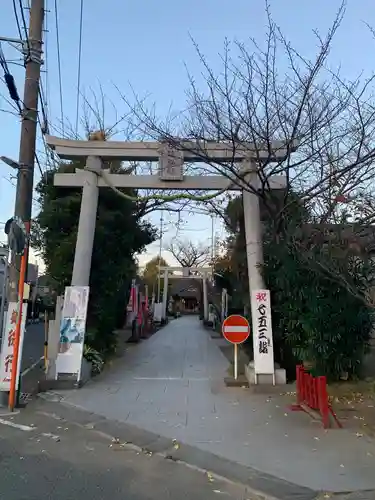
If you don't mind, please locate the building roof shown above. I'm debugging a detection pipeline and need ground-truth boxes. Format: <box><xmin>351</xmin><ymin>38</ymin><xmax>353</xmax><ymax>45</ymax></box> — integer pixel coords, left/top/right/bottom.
<box><xmin>170</xmin><ymin>278</ymin><xmax>202</xmax><ymax>298</ymax></box>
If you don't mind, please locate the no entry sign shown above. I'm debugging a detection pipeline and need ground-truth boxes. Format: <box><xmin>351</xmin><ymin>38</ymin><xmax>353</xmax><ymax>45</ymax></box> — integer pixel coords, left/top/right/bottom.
<box><xmin>222</xmin><ymin>315</ymin><xmax>250</xmax><ymax>344</ymax></box>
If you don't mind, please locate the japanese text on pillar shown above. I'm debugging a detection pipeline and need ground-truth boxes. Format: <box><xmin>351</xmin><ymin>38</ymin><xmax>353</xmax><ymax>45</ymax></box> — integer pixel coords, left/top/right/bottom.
<box><xmin>255</xmin><ymin>292</ymin><xmax>270</xmax><ymax>355</ymax></box>
<box><xmin>251</xmin><ymin>289</ymin><xmax>275</xmax><ymax>375</ymax></box>
<box><xmin>3</xmin><ymin>308</ymin><xmax>18</xmax><ymax>381</ymax></box>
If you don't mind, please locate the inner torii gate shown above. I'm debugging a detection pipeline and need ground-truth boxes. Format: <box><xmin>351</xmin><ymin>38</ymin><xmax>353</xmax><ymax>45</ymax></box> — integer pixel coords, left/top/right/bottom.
<box><xmin>46</xmin><ymin>135</ymin><xmax>296</xmax><ymax>302</ymax></box>
<box><xmin>158</xmin><ymin>266</ymin><xmax>212</xmax><ymax>321</ymax></box>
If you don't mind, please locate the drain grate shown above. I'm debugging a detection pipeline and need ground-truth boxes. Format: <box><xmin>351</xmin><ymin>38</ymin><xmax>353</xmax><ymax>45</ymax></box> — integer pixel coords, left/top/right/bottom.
<box><xmin>19</xmin><ymin>392</ymin><xmax>33</xmax><ymax>404</ymax></box>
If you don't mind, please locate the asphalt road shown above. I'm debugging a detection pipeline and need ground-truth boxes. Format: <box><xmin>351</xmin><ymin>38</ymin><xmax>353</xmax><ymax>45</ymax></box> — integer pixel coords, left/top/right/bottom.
<box><xmin>0</xmin><ymin>400</ymin><xmax>251</xmax><ymax>500</ymax></box>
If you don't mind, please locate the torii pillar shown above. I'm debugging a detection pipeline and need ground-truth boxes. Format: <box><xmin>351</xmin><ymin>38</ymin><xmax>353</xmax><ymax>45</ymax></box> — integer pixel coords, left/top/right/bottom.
<box><xmin>71</xmin><ymin>156</ymin><xmax>101</xmax><ymax>286</ymax></box>
<box><xmin>242</xmin><ymin>170</ymin><xmax>266</xmax><ymax>291</ymax></box>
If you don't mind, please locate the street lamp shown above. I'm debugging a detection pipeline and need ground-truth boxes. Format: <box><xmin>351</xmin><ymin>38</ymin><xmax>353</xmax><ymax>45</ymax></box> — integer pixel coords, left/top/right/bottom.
<box><xmin>0</xmin><ymin>156</ymin><xmax>19</xmax><ymax>170</ymax></box>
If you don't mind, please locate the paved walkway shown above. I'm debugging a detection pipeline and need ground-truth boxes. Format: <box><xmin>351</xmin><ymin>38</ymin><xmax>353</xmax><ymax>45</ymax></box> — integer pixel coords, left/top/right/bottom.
<box><xmin>58</xmin><ymin>316</ymin><xmax>375</xmax><ymax>493</ymax></box>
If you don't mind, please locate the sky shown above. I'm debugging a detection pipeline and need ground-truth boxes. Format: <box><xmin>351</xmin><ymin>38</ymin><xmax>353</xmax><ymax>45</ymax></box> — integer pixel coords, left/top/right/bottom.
<box><xmin>0</xmin><ymin>0</ymin><xmax>375</xmax><ymax>273</ymax></box>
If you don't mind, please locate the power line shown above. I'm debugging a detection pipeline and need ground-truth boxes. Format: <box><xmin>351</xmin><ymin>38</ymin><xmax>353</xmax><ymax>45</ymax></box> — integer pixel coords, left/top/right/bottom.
<box><xmin>0</xmin><ymin>43</ymin><xmax>22</xmax><ymax>114</ymax></box>
<box><xmin>17</xmin><ymin>0</ymin><xmax>30</xmax><ymax>40</ymax></box>
<box><xmin>75</xmin><ymin>0</ymin><xmax>84</xmax><ymax>136</ymax></box>
<box><xmin>0</xmin><ymin>47</ymin><xmax>44</xmax><ymax>178</ymax></box>
<box><xmin>54</xmin><ymin>0</ymin><xmax>64</xmax><ymax>136</ymax></box>
<box><xmin>12</xmin><ymin>0</ymin><xmax>24</xmax><ymax>41</ymax></box>
<box><xmin>43</xmin><ymin>0</ymin><xmax>50</xmax><ymax>128</ymax></box>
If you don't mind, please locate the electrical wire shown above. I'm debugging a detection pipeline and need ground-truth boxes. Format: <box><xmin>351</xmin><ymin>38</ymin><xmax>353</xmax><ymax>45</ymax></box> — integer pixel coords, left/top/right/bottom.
<box><xmin>75</xmin><ymin>0</ymin><xmax>84</xmax><ymax>136</ymax></box>
<box><xmin>54</xmin><ymin>0</ymin><xmax>65</xmax><ymax>136</ymax></box>
<box><xmin>43</xmin><ymin>0</ymin><xmax>50</xmax><ymax>130</ymax></box>
<box><xmin>17</xmin><ymin>0</ymin><xmax>29</xmax><ymax>41</ymax></box>
<box><xmin>0</xmin><ymin>68</ymin><xmax>44</xmax><ymax>178</ymax></box>
<box><xmin>0</xmin><ymin>43</ymin><xmax>22</xmax><ymax>114</ymax></box>
<box><xmin>12</xmin><ymin>0</ymin><xmax>24</xmax><ymax>42</ymax></box>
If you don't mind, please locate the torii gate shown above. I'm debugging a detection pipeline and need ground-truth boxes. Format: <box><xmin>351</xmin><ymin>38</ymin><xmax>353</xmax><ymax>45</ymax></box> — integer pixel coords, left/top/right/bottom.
<box><xmin>45</xmin><ymin>136</ymin><xmax>297</xmax><ymax>382</ymax></box>
<box><xmin>45</xmin><ymin>136</ymin><xmax>296</xmax><ymax>295</ymax></box>
<box><xmin>158</xmin><ymin>266</ymin><xmax>212</xmax><ymax>321</ymax></box>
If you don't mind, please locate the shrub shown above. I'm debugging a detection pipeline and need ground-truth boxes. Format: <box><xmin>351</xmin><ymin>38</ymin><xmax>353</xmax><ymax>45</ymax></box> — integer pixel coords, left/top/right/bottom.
<box><xmin>83</xmin><ymin>345</ymin><xmax>104</xmax><ymax>375</ymax></box>
<box><xmin>263</xmin><ymin>241</ymin><xmax>373</xmax><ymax>381</ymax></box>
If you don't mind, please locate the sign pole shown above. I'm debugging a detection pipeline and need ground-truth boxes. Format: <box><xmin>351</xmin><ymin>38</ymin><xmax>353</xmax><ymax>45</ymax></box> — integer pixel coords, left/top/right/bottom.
<box><xmin>234</xmin><ymin>343</ymin><xmax>238</xmax><ymax>380</ymax></box>
<box><xmin>222</xmin><ymin>314</ymin><xmax>250</xmax><ymax>381</ymax></box>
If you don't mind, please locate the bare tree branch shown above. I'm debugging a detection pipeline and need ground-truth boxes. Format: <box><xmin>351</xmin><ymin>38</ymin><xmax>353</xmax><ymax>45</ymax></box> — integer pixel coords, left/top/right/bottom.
<box><xmin>123</xmin><ymin>0</ymin><xmax>375</xmax><ymax>227</ymax></box>
<box><xmin>166</xmin><ymin>238</ymin><xmax>211</xmax><ymax>268</ymax></box>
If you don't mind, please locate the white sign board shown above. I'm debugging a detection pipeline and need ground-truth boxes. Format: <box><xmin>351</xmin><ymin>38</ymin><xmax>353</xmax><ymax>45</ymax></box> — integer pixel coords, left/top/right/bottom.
<box><xmin>56</xmin><ymin>286</ymin><xmax>89</xmax><ymax>381</ymax></box>
<box><xmin>0</xmin><ymin>301</ymin><xmax>27</xmax><ymax>391</ymax></box>
<box><xmin>251</xmin><ymin>289</ymin><xmax>275</xmax><ymax>375</ymax></box>
<box><xmin>153</xmin><ymin>302</ymin><xmax>163</xmax><ymax>322</ymax></box>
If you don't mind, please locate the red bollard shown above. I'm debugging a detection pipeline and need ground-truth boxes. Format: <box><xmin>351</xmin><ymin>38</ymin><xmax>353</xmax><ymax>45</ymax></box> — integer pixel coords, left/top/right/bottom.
<box><xmin>317</xmin><ymin>376</ymin><xmax>330</xmax><ymax>428</ymax></box>
<box><xmin>296</xmin><ymin>365</ymin><xmax>303</xmax><ymax>405</ymax></box>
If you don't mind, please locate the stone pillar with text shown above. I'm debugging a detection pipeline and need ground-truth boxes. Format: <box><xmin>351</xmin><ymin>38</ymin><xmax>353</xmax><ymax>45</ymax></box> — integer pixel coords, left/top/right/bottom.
<box><xmin>242</xmin><ymin>168</ymin><xmax>286</xmax><ymax>387</ymax></box>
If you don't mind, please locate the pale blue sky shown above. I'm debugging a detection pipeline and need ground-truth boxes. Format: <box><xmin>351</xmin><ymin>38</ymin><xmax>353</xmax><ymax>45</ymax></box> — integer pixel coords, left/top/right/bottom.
<box><xmin>0</xmin><ymin>0</ymin><xmax>374</xmax><ymax>268</ymax></box>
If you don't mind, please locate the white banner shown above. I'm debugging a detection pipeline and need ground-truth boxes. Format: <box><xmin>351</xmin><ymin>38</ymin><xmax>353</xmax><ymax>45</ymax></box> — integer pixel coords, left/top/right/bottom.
<box><xmin>251</xmin><ymin>289</ymin><xmax>275</xmax><ymax>375</ymax></box>
<box><xmin>153</xmin><ymin>302</ymin><xmax>163</xmax><ymax>322</ymax></box>
<box><xmin>0</xmin><ymin>302</ymin><xmax>27</xmax><ymax>391</ymax></box>
<box><xmin>56</xmin><ymin>286</ymin><xmax>89</xmax><ymax>381</ymax></box>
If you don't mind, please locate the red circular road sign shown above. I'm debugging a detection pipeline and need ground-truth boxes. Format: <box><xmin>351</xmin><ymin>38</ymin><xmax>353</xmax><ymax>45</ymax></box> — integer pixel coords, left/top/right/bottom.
<box><xmin>222</xmin><ymin>314</ymin><xmax>250</xmax><ymax>344</ymax></box>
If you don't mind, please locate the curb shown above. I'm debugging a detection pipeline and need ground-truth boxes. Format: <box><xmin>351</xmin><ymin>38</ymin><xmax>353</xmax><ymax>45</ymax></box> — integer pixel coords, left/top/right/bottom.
<box><xmin>34</xmin><ymin>394</ymin><xmax>375</xmax><ymax>500</ymax></box>
<box><xmin>36</xmin><ymin>393</ymin><xmax>318</xmax><ymax>500</ymax></box>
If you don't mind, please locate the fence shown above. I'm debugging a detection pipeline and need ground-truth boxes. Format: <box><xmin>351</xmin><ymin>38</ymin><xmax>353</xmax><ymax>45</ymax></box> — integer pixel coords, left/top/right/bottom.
<box><xmin>289</xmin><ymin>365</ymin><xmax>342</xmax><ymax>429</ymax></box>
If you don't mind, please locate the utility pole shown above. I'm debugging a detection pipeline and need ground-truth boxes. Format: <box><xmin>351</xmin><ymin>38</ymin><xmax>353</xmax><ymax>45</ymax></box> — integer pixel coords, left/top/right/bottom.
<box><xmin>7</xmin><ymin>0</ymin><xmax>45</xmax><ymax>410</ymax></box>
<box><xmin>8</xmin><ymin>0</ymin><xmax>45</xmax><ymax>302</ymax></box>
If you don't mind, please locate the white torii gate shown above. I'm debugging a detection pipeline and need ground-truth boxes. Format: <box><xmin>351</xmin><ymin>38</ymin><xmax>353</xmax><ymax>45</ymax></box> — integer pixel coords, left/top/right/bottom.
<box><xmin>46</xmin><ymin>135</ymin><xmax>296</xmax><ymax>291</ymax></box>
<box><xmin>158</xmin><ymin>266</ymin><xmax>212</xmax><ymax>321</ymax></box>
<box><xmin>45</xmin><ymin>135</ymin><xmax>297</xmax><ymax>382</ymax></box>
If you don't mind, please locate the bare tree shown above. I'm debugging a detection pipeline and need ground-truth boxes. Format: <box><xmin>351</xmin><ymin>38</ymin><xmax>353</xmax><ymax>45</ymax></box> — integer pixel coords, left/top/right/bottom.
<box><xmin>51</xmin><ymin>88</ymin><xmax>206</xmax><ymax>220</ymax></box>
<box><xmin>166</xmin><ymin>238</ymin><xmax>211</xmax><ymax>268</ymax></box>
<box><xmin>118</xmin><ymin>1</ymin><xmax>375</xmax><ymax>306</ymax></box>
<box><xmin>126</xmin><ymin>2</ymin><xmax>375</xmax><ymax>227</ymax></box>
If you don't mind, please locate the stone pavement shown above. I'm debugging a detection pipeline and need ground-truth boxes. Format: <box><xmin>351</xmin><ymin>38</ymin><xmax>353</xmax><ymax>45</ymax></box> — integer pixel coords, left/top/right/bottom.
<box><xmin>55</xmin><ymin>316</ymin><xmax>375</xmax><ymax>496</ymax></box>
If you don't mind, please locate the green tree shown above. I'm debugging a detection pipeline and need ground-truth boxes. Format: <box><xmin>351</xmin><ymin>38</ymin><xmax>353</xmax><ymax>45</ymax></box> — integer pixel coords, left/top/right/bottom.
<box><xmin>142</xmin><ymin>255</ymin><xmax>170</xmax><ymax>299</ymax></box>
<box><xmin>217</xmin><ymin>193</ymin><xmax>374</xmax><ymax>381</ymax></box>
<box><xmin>32</xmin><ymin>160</ymin><xmax>157</xmax><ymax>355</ymax></box>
